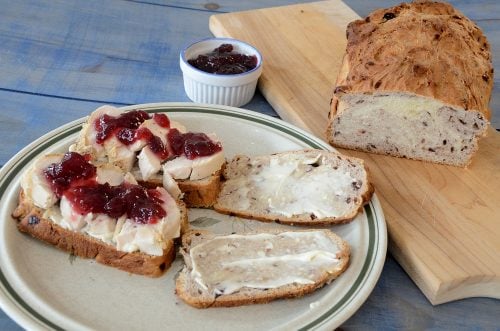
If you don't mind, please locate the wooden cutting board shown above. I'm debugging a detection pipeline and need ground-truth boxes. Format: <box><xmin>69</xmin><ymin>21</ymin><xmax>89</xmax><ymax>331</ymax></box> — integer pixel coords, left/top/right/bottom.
<box><xmin>210</xmin><ymin>0</ymin><xmax>500</xmax><ymax>305</ymax></box>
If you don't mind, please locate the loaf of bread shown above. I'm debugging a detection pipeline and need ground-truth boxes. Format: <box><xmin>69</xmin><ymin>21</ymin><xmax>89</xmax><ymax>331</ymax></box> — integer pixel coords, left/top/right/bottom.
<box><xmin>175</xmin><ymin>229</ymin><xmax>350</xmax><ymax>308</ymax></box>
<box><xmin>214</xmin><ymin>149</ymin><xmax>373</xmax><ymax>225</ymax></box>
<box><xmin>327</xmin><ymin>1</ymin><xmax>493</xmax><ymax>167</ymax></box>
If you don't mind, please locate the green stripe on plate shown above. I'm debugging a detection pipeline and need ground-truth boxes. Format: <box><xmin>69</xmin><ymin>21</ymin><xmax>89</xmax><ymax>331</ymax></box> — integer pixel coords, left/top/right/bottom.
<box><xmin>300</xmin><ymin>203</ymin><xmax>379</xmax><ymax>330</ymax></box>
<box><xmin>0</xmin><ymin>125</ymin><xmax>82</xmax><ymax>331</ymax></box>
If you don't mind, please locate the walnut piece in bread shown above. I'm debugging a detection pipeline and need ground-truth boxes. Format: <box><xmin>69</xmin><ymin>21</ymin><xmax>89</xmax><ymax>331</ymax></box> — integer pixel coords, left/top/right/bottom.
<box><xmin>327</xmin><ymin>1</ymin><xmax>493</xmax><ymax>167</ymax></box>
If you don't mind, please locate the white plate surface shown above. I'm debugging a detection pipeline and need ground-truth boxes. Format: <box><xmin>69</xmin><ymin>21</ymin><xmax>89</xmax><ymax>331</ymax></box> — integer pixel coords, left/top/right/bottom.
<box><xmin>0</xmin><ymin>103</ymin><xmax>387</xmax><ymax>331</ymax></box>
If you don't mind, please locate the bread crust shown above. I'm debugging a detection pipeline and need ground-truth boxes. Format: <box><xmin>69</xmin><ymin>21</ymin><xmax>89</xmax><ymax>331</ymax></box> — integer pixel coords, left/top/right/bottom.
<box><xmin>138</xmin><ymin>167</ymin><xmax>224</xmax><ymax>208</ymax></box>
<box><xmin>176</xmin><ymin>170</ymin><xmax>222</xmax><ymax>208</ymax></box>
<box><xmin>175</xmin><ymin>229</ymin><xmax>350</xmax><ymax>308</ymax></box>
<box><xmin>12</xmin><ymin>189</ymin><xmax>188</xmax><ymax>277</ymax></box>
<box><xmin>214</xmin><ymin>150</ymin><xmax>373</xmax><ymax>225</ymax></box>
<box><xmin>330</xmin><ymin>1</ymin><xmax>493</xmax><ymax>119</ymax></box>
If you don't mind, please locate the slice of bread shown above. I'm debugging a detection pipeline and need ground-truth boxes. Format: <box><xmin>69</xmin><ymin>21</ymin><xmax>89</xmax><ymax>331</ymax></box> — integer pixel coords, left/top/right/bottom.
<box><xmin>12</xmin><ymin>189</ymin><xmax>188</xmax><ymax>277</ymax></box>
<box><xmin>176</xmin><ymin>171</ymin><xmax>222</xmax><ymax>208</ymax></box>
<box><xmin>175</xmin><ymin>228</ymin><xmax>350</xmax><ymax>308</ymax></box>
<box><xmin>214</xmin><ymin>149</ymin><xmax>373</xmax><ymax>225</ymax></box>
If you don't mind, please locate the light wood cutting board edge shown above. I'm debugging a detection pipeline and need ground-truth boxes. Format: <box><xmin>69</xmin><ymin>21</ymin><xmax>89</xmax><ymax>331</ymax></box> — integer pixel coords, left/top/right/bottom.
<box><xmin>209</xmin><ymin>0</ymin><xmax>500</xmax><ymax>305</ymax></box>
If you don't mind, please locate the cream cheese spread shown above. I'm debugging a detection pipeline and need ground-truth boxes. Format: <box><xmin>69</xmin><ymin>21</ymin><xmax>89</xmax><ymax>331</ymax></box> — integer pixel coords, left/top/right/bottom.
<box><xmin>227</xmin><ymin>153</ymin><xmax>356</xmax><ymax>218</ymax></box>
<box><xmin>189</xmin><ymin>231</ymin><xmax>342</xmax><ymax>295</ymax></box>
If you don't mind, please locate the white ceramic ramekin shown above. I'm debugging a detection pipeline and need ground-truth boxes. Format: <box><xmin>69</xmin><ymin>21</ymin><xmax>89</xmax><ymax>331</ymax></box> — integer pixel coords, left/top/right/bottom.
<box><xmin>180</xmin><ymin>38</ymin><xmax>263</xmax><ymax>107</ymax></box>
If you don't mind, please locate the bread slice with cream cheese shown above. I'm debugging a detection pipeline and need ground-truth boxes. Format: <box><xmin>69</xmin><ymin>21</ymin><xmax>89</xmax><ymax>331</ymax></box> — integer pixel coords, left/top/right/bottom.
<box><xmin>175</xmin><ymin>228</ymin><xmax>350</xmax><ymax>308</ymax></box>
<box><xmin>214</xmin><ymin>150</ymin><xmax>373</xmax><ymax>225</ymax></box>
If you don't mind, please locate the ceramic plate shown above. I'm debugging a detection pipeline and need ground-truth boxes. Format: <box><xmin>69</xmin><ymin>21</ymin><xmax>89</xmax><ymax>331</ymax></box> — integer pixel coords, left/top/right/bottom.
<box><xmin>0</xmin><ymin>103</ymin><xmax>387</xmax><ymax>331</ymax></box>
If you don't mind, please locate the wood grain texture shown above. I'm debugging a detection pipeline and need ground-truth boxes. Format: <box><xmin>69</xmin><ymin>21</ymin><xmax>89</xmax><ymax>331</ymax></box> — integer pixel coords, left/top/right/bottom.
<box><xmin>0</xmin><ymin>0</ymin><xmax>279</xmax><ymax>118</ymax></box>
<box><xmin>345</xmin><ymin>127</ymin><xmax>500</xmax><ymax>304</ymax></box>
<box><xmin>210</xmin><ymin>0</ymin><xmax>500</xmax><ymax>304</ymax></box>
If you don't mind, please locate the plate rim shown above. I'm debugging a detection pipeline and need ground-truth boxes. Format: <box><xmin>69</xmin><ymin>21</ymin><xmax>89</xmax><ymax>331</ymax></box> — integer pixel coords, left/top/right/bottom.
<box><xmin>0</xmin><ymin>102</ymin><xmax>387</xmax><ymax>331</ymax></box>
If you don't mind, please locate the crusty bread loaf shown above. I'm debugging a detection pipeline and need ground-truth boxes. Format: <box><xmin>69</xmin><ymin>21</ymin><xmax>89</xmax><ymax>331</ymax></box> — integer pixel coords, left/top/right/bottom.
<box><xmin>175</xmin><ymin>229</ymin><xmax>350</xmax><ymax>308</ymax></box>
<box><xmin>12</xmin><ymin>189</ymin><xmax>188</xmax><ymax>277</ymax></box>
<box><xmin>213</xmin><ymin>149</ymin><xmax>373</xmax><ymax>225</ymax></box>
<box><xmin>327</xmin><ymin>1</ymin><xmax>493</xmax><ymax>167</ymax></box>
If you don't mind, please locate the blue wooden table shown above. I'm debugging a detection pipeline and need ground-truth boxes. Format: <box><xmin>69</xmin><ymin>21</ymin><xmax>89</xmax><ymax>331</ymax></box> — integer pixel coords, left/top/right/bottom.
<box><xmin>0</xmin><ymin>1</ymin><xmax>498</xmax><ymax>329</ymax></box>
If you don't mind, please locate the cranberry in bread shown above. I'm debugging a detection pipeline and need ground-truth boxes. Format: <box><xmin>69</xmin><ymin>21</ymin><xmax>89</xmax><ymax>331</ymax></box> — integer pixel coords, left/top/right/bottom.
<box><xmin>327</xmin><ymin>1</ymin><xmax>493</xmax><ymax>167</ymax></box>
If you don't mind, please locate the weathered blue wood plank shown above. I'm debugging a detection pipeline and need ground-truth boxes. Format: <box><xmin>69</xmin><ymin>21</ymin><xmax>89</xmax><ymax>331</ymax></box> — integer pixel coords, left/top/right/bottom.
<box><xmin>0</xmin><ymin>316</ymin><xmax>21</xmax><ymax>331</ymax></box>
<box><xmin>0</xmin><ymin>0</ymin><xmax>497</xmax><ymax>128</ymax></box>
<box><xmin>128</xmin><ymin>0</ymin><xmax>500</xmax><ymax>20</ymax></box>
<box><xmin>0</xmin><ymin>0</ymin><xmax>211</xmax><ymax>104</ymax></box>
<box><xmin>0</xmin><ymin>1</ymin><xmax>276</xmax><ymax>110</ymax></box>
<box><xmin>0</xmin><ymin>91</ymin><xmax>104</xmax><ymax>163</ymax></box>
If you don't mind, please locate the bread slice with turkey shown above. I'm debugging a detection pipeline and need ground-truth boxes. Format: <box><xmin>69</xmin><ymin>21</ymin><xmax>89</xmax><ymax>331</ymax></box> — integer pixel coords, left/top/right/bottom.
<box><xmin>12</xmin><ymin>152</ymin><xmax>188</xmax><ymax>277</ymax></box>
<box><xmin>72</xmin><ymin>105</ymin><xmax>225</xmax><ymax>207</ymax></box>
